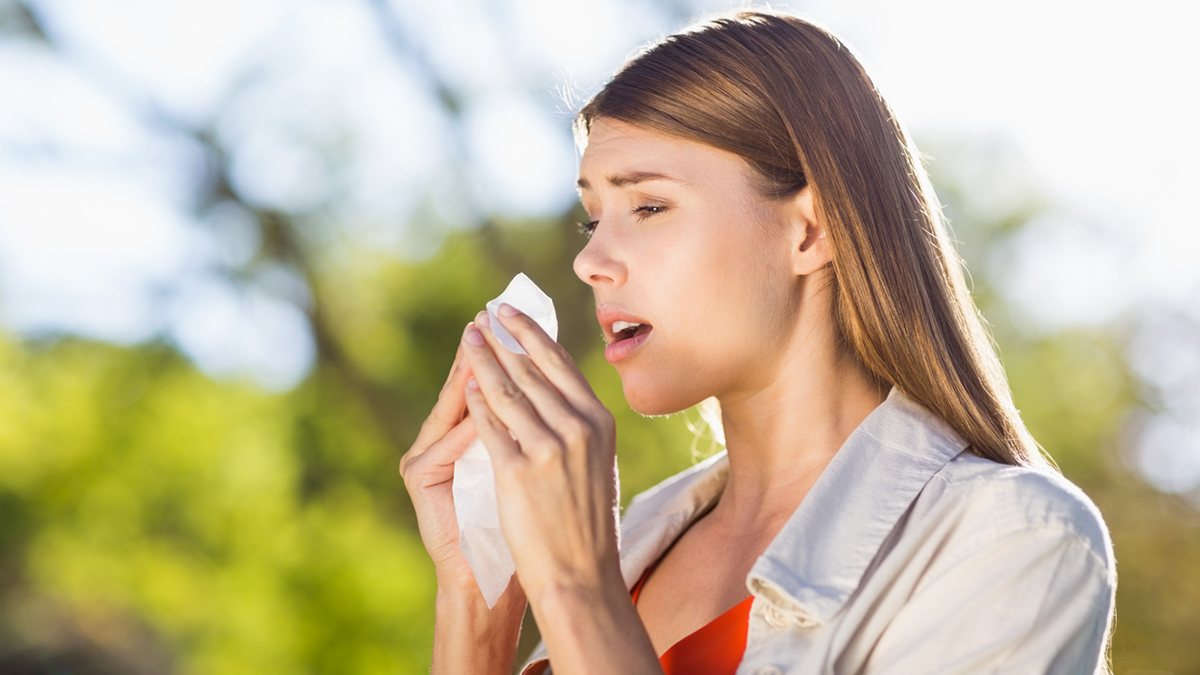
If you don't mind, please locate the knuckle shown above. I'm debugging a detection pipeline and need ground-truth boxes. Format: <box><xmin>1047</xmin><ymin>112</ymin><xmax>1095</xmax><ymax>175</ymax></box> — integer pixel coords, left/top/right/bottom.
<box><xmin>596</xmin><ymin>410</ymin><xmax>616</xmax><ymax>439</ymax></box>
<box><xmin>509</xmin><ymin>359</ymin><xmax>543</xmax><ymax>387</ymax></box>
<box><xmin>528</xmin><ymin>444</ymin><xmax>561</xmax><ymax>469</ymax></box>
<box><xmin>553</xmin><ymin>345</ymin><xmax>576</xmax><ymax>368</ymax></box>
<box><xmin>423</xmin><ymin>407</ymin><xmax>447</xmax><ymax>429</ymax></box>
<box><xmin>493</xmin><ymin>455</ymin><xmax>523</xmax><ymax>482</ymax></box>
<box><xmin>560</xmin><ymin>418</ymin><xmax>591</xmax><ymax>446</ymax></box>
<box><xmin>497</xmin><ymin>380</ymin><xmax>526</xmax><ymax>405</ymax></box>
<box><xmin>586</xmin><ymin>404</ymin><xmax>614</xmax><ymax>429</ymax></box>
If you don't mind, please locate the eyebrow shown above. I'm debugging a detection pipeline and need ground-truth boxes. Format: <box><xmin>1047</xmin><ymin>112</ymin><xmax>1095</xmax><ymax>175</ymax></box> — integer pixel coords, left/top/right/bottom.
<box><xmin>576</xmin><ymin>171</ymin><xmax>684</xmax><ymax>191</ymax></box>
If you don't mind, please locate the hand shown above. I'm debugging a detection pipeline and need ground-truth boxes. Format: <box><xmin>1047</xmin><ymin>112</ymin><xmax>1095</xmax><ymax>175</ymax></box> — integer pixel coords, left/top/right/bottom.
<box><xmin>399</xmin><ymin>334</ymin><xmax>521</xmax><ymax>601</ymax></box>
<box><xmin>460</xmin><ymin>305</ymin><xmax>622</xmax><ymax>608</ymax></box>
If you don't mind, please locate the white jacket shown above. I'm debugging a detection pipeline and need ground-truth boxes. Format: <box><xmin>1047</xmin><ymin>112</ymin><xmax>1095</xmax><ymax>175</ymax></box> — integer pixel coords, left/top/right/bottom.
<box><xmin>520</xmin><ymin>388</ymin><xmax>1115</xmax><ymax>675</ymax></box>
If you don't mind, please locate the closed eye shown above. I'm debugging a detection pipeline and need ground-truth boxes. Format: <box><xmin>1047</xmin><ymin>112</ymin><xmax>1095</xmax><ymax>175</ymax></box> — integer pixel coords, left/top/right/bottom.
<box><xmin>633</xmin><ymin>205</ymin><xmax>668</xmax><ymax>220</ymax></box>
<box><xmin>578</xmin><ymin>205</ymin><xmax>666</xmax><ymax>238</ymax></box>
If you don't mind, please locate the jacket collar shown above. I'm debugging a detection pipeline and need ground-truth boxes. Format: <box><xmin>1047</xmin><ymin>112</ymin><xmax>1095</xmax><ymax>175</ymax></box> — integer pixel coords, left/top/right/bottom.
<box><xmin>616</xmin><ymin>449</ymin><xmax>730</xmax><ymax>590</ymax></box>
<box><xmin>615</xmin><ymin>387</ymin><xmax>969</xmax><ymax>626</ymax></box>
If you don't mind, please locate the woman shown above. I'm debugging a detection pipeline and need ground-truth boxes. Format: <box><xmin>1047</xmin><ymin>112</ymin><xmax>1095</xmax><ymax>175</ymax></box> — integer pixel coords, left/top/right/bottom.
<box><xmin>400</xmin><ymin>10</ymin><xmax>1115</xmax><ymax>675</ymax></box>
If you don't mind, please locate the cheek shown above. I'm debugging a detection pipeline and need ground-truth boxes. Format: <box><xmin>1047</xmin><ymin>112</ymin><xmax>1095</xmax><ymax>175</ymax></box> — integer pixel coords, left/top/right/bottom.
<box><xmin>626</xmin><ymin>226</ymin><xmax>789</xmax><ymax>412</ymax></box>
<box><xmin>673</xmin><ymin>230</ymin><xmax>782</xmax><ymax>353</ymax></box>
<box><xmin>613</xmin><ymin>231</ymin><xmax>734</xmax><ymax>415</ymax></box>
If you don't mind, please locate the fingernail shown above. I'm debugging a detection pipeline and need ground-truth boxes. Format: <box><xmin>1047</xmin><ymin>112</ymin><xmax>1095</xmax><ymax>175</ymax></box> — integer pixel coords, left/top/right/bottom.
<box><xmin>467</xmin><ymin>377</ymin><xmax>479</xmax><ymax>390</ymax></box>
<box><xmin>475</xmin><ymin>310</ymin><xmax>490</xmax><ymax>327</ymax></box>
<box><xmin>465</xmin><ymin>325</ymin><xmax>484</xmax><ymax>345</ymax></box>
<box><xmin>498</xmin><ymin>303</ymin><xmax>519</xmax><ymax>317</ymax></box>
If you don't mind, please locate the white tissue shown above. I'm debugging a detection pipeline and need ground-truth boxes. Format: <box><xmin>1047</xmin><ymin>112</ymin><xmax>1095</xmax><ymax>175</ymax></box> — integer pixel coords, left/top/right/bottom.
<box><xmin>453</xmin><ymin>273</ymin><xmax>558</xmax><ymax>608</ymax></box>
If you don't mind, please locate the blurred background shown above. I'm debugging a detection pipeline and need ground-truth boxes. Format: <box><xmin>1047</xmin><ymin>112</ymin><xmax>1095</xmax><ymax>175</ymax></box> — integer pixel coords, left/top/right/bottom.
<box><xmin>0</xmin><ymin>0</ymin><xmax>1197</xmax><ymax>673</ymax></box>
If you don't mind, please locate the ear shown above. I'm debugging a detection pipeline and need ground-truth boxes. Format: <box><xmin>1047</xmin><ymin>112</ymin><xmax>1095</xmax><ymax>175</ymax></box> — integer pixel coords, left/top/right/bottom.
<box><xmin>789</xmin><ymin>186</ymin><xmax>832</xmax><ymax>276</ymax></box>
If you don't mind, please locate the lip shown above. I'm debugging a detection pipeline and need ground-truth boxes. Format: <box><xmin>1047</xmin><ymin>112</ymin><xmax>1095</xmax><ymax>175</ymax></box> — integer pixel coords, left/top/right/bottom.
<box><xmin>596</xmin><ymin>303</ymin><xmax>653</xmax><ymax>364</ymax></box>
<box><xmin>596</xmin><ymin>304</ymin><xmax>652</xmax><ymax>343</ymax></box>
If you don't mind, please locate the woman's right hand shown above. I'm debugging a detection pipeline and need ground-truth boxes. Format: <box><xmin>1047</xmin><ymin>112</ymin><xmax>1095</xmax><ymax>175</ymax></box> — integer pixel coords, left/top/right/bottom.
<box><xmin>404</xmin><ymin>326</ymin><xmax>529</xmax><ymax>674</ymax></box>
<box><xmin>399</xmin><ymin>336</ymin><xmax>485</xmax><ymax>592</ymax></box>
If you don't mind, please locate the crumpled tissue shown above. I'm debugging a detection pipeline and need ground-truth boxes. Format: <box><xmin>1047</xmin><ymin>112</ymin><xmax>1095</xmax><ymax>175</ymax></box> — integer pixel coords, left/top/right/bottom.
<box><xmin>453</xmin><ymin>273</ymin><xmax>558</xmax><ymax>608</ymax></box>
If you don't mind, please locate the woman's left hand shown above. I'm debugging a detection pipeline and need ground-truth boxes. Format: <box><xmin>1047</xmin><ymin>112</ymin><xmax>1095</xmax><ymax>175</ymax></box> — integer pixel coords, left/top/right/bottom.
<box><xmin>460</xmin><ymin>304</ymin><xmax>622</xmax><ymax>608</ymax></box>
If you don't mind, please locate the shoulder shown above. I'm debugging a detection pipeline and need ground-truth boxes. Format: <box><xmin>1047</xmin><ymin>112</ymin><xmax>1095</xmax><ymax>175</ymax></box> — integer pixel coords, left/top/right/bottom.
<box><xmin>856</xmin><ymin>455</ymin><xmax>1117</xmax><ymax>672</ymax></box>
<box><xmin>912</xmin><ymin>453</ymin><xmax>1114</xmax><ymax>575</ymax></box>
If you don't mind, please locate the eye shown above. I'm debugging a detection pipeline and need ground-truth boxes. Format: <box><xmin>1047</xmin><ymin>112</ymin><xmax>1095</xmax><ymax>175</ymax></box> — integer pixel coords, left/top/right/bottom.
<box><xmin>632</xmin><ymin>205</ymin><xmax>668</xmax><ymax>220</ymax></box>
<box><xmin>577</xmin><ymin>220</ymin><xmax>599</xmax><ymax>238</ymax></box>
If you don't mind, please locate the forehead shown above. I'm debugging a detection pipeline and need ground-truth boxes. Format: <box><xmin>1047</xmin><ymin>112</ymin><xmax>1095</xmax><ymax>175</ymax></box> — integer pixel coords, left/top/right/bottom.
<box><xmin>578</xmin><ymin>119</ymin><xmax>750</xmax><ymax>187</ymax></box>
<box><xmin>580</xmin><ymin>119</ymin><xmax>682</xmax><ymax>160</ymax></box>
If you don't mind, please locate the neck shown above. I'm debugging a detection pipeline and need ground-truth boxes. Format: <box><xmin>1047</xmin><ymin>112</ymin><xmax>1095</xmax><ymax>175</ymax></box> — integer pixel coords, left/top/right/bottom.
<box><xmin>710</xmin><ymin>313</ymin><xmax>886</xmax><ymax>536</ymax></box>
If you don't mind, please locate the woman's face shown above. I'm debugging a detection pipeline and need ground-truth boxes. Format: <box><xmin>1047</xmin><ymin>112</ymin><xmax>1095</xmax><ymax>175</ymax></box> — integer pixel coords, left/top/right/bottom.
<box><xmin>574</xmin><ymin>118</ymin><xmax>803</xmax><ymax>416</ymax></box>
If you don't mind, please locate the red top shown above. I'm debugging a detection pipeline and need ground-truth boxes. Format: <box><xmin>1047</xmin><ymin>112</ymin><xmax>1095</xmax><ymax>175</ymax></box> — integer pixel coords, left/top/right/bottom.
<box><xmin>631</xmin><ymin>556</ymin><xmax>754</xmax><ymax>675</ymax></box>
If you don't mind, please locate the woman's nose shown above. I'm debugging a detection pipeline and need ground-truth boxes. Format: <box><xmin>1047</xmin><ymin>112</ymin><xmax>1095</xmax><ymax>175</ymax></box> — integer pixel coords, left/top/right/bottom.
<box><xmin>573</xmin><ymin>231</ymin><xmax>627</xmax><ymax>289</ymax></box>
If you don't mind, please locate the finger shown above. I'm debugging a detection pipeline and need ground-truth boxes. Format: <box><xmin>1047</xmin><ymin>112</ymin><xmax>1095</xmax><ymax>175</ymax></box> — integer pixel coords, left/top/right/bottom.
<box><xmin>491</xmin><ymin>304</ymin><xmax>605</xmax><ymax>417</ymax></box>
<box><xmin>400</xmin><ymin>414</ymin><xmax>476</xmax><ymax>484</ymax></box>
<box><xmin>475</xmin><ymin>312</ymin><xmax>598</xmax><ymax>448</ymax></box>
<box><xmin>434</xmin><ymin>344</ymin><xmax>470</xmax><ymax>425</ymax></box>
<box><xmin>463</xmin><ymin>377</ymin><xmax>524</xmax><ymax>466</ymax></box>
<box><xmin>441</xmin><ymin>343</ymin><xmax>466</xmax><ymax>389</ymax></box>
<box><xmin>462</xmin><ymin>322</ymin><xmax>561</xmax><ymax>453</ymax></box>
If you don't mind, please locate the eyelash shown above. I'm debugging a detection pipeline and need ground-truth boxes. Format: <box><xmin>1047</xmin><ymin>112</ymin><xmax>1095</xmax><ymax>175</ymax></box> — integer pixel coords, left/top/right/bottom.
<box><xmin>576</xmin><ymin>205</ymin><xmax>668</xmax><ymax>238</ymax></box>
<box><xmin>633</xmin><ymin>205</ymin><xmax>668</xmax><ymax>220</ymax></box>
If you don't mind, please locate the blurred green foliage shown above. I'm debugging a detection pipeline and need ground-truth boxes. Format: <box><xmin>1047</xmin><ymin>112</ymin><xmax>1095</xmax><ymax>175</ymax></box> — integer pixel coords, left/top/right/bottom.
<box><xmin>2</xmin><ymin>0</ymin><xmax>1194</xmax><ymax>671</ymax></box>
<box><xmin>1</xmin><ymin>171</ymin><xmax>1198</xmax><ymax>675</ymax></box>
<box><xmin>0</xmin><ymin>220</ymin><xmax>712</xmax><ymax>675</ymax></box>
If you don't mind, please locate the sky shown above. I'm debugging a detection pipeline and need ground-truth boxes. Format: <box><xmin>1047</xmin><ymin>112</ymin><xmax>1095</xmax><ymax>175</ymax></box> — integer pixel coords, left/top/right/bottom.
<box><xmin>0</xmin><ymin>0</ymin><xmax>1197</xmax><ymax>489</ymax></box>
<box><xmin>818</xmin><ymin>0</ymin><xmax>1200</xmax><ymax>318</ymax></box>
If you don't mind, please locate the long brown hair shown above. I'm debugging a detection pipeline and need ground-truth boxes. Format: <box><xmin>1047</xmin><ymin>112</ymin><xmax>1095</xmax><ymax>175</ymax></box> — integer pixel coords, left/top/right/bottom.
<box><xmin>576</xmin><ymin>10</ymin><xmax>1049</xmax><ymax>469</ymax></box>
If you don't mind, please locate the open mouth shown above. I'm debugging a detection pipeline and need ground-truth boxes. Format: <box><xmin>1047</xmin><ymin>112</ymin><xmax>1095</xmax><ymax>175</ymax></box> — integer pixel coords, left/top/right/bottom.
<box><xmin>604</xmin><ymin>319</ymin><xmax>653</xmax><ymax>364</ymax></box>
<box><xmin>611</xmin><ymin>320</ymin><xmax>653</xmax><ymax>343</ymax></box>
<box><xmin>597</xmin><ymin>306</ymin><xmax>654</xmax><ymax>364</ymax></box>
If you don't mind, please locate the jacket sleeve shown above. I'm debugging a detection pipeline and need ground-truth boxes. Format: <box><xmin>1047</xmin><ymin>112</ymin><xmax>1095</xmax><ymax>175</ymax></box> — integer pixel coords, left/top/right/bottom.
<box><xmin>863</xmin><ymin>524</ymin><xmax>1115</xmax><ymax>675</ymax></box>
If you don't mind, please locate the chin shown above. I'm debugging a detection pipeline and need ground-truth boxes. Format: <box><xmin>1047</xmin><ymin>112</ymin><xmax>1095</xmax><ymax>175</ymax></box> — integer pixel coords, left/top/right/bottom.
<box><xmin>620</xmin><ymin>373</ymin><xmax>703</xmax><ymax>418</ymax></box>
